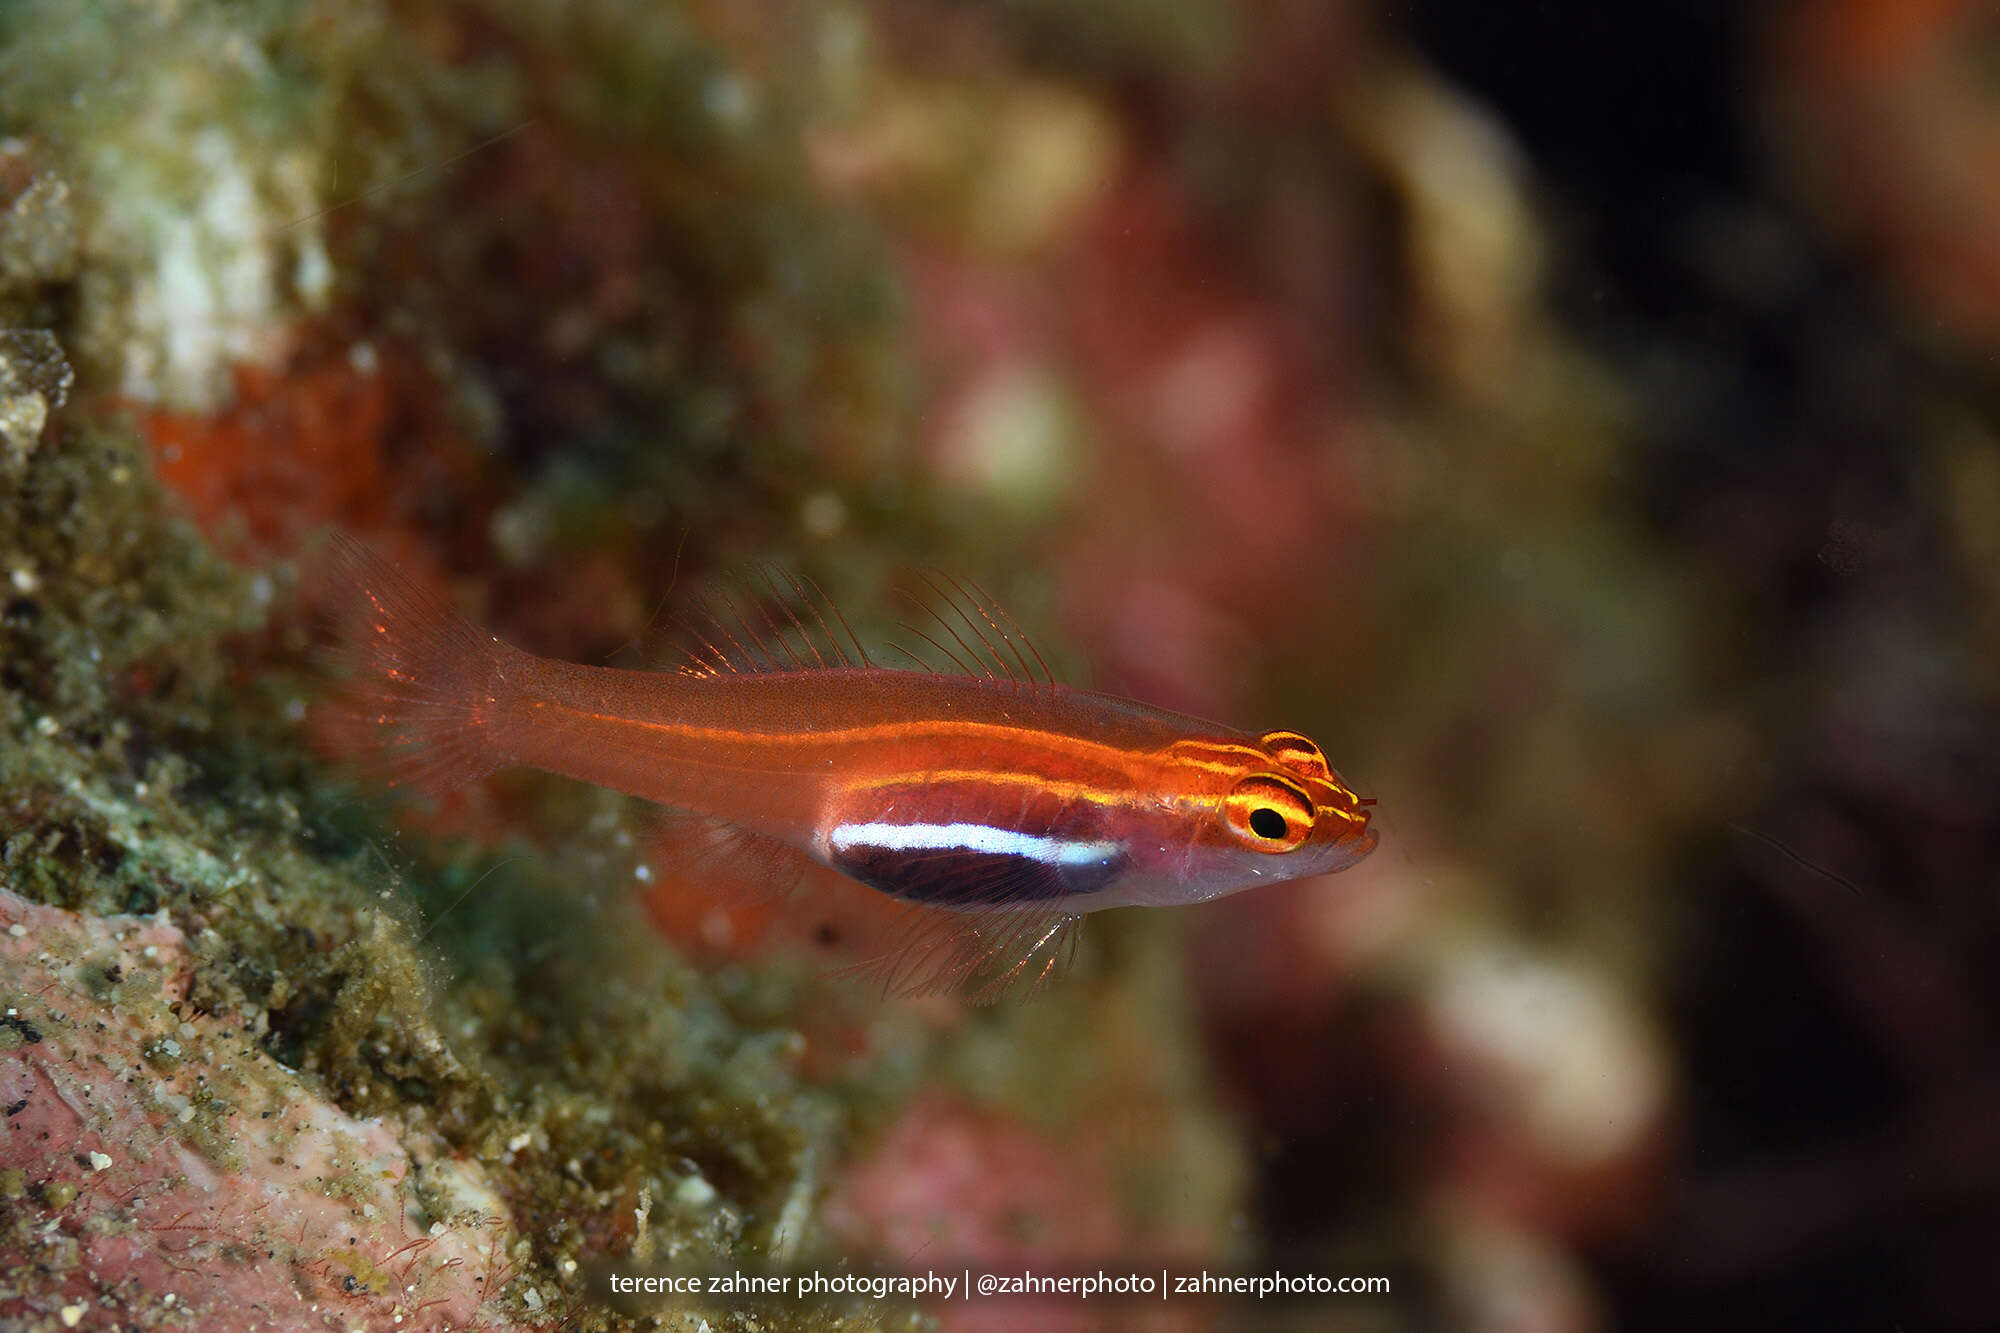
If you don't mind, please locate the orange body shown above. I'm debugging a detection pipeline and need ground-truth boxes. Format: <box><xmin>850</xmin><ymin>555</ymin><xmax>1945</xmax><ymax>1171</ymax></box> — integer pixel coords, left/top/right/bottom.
<box><xmin>333</xmin><ymin>537</ymin><xmax>1376</xmax><ymax>996</ymax></box>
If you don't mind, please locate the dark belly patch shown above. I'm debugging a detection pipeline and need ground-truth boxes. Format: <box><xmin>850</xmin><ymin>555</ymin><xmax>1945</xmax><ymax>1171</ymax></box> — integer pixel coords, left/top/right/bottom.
<box><xmin>826</xmin><ymin>825</ymin><xmax>1127</xmax><ymax>908</ymax></box>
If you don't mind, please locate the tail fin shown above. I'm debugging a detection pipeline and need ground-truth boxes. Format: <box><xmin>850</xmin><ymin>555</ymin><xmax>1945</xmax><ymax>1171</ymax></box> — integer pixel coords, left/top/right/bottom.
<box><xmin>318</xmin><ymin>532</ymin><xmax>510</xmax><ymax>794</ymax></box>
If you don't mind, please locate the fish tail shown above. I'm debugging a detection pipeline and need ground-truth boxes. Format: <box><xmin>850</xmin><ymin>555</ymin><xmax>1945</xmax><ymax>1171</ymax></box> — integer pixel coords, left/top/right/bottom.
<box><xmin>319</xmin><ymin>532</ymin><xmax>512</xmax><ymax>793</ymax></box>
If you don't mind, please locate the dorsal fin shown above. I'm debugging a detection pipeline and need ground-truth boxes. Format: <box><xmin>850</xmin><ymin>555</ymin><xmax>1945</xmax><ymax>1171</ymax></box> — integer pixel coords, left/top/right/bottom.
<box><xmin>672</xmin><ymin>563</ymin><xmax>874</xmax><ymax>678</ymax></box>
<box><xmin>670</xmin><ymin>563</ymin><xmax>1061</xmax><ymax>690</ymax></box>
<box><xmin>887</xmin><ymin>568</ymin><xmax>1058</xmax><ymax>691</ymax></box>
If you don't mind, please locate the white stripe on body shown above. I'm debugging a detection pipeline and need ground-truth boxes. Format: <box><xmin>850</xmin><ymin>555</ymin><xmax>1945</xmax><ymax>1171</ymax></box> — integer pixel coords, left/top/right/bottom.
<box><xmin>826</xmin><ymin>820</ymin><xmax>1122</xmax><ymax>868</ymax></box>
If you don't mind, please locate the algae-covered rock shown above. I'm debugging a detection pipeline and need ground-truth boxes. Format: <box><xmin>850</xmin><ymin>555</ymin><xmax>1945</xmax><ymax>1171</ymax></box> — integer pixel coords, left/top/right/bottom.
<box><xmin>0</xmin><ymin>328</ymin><xmax>70</xmax><ymax>463</ymax></box>
<box><xmin>0</xmin><ymin>4</ymin><xmax>1248</xmax><ymax>1331</ymax></box>
<box><xmin>0</xmin><ymin>173</ymin><xmax>80</xmax><ymax>292</ymax></box>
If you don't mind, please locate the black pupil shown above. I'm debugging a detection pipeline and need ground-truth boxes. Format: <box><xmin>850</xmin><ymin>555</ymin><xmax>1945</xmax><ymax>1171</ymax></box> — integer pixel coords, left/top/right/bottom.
<box><xmin>1249</xmin><ymin>807</ymin><xmax>1287</xmax><ymax>840</ymax></box>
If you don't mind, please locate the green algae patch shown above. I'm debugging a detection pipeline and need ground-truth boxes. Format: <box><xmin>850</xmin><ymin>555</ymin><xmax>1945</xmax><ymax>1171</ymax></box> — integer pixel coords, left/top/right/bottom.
<box><xmin>35</xmin><ymin>1180</ymin><xmax>79</xmax><ymax>1212</ymax></box>
<box><xmin>327</xmin><ymin>1247</ymin><xmax>395</xmax><ymax>1297</ymax></box>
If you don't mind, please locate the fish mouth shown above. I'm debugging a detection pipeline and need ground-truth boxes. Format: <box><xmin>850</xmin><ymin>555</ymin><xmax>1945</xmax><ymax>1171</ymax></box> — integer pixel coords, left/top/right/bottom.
<box><xmin>1306</xmin><ymin>783</ymin><xmax>1375</xmax><ymax>866</ymax></box>
<box><xmin>1328</xmin><ymin>801</ymin><xmax>1378</xmax><ymax>865</ymax></box>
<box><xmin>1324</xmin><ymin>791</ymin><xmax>1373</xmax><ymax>837</ymax></box>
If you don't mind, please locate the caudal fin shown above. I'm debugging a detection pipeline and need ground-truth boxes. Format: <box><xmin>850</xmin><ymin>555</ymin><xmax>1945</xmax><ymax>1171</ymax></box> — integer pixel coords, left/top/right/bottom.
<box><xmin>319</xmin><ymin>532</ymin><xmax>511</xmax><ymax>794</ymax></box>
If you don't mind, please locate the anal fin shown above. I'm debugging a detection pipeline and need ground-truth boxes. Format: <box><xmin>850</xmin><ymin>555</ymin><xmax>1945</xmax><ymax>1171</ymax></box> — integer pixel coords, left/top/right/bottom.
<box><xmin>837</xmin><ymin>904</ymin><xmax>1085</xmax><ymax>1005</ymax></box>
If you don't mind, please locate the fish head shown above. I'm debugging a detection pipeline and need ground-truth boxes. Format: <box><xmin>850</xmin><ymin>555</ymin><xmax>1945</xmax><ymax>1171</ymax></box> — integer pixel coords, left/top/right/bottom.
<box><xmin>1134</xmin><ymin>727</ymin><xmax>1376</xmax><ymax>905</ymax></box>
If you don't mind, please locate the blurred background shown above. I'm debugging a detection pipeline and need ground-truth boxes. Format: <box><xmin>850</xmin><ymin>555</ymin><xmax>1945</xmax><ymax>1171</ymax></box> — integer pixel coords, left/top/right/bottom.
<box><xmin>3</xmin><ymin>0</ymin><xmax>1997</xmax><ymax>1330</ymax></box>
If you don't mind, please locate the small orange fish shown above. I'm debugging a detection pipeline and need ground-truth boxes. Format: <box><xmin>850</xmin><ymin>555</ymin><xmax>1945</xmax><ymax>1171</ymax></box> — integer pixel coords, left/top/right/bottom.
<box><xmin>328</xmin><ymin>535</ymin><xmax>1376</xmax><ymax>999</ymax></box>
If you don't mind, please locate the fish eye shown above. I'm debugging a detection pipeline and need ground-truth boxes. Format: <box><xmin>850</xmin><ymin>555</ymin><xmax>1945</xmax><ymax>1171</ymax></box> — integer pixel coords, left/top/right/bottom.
<box><xmin>1249</xmin><ymin>807</ymin><xmax>1287</xmax><ymax>840</ymax></box>
<box><xmin>1225</xmin><ymin>774</ymin><xmax>1314</xmax><ymax>852</ymax></box>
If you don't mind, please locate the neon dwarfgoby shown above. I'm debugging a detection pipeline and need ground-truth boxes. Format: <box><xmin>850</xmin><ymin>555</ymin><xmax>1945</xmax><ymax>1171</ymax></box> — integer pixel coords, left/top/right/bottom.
<box><xmin>329</xmin><ymin>535</ymin><xmax>1376</xmax><ymax>1000</ymax></box>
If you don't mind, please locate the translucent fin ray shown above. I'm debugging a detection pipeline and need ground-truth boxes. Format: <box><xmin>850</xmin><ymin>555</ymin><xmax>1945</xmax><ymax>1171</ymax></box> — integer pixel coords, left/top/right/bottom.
<box><xmin>672</xmin><ymin>564</ymin><xmax>875</xmax><ymax>678</ymax></box>
<box><xmin>318</xmin><ymin>532</ymin><xmax>508</xmax><ymax>793</ymax></box>
<box><xmin>886</xmin><ymin>569</ymin><xmax>1058</xmax><ymax>690</ymax></box>
<box><xmin>837</xmin><ymin>905</ymin><xmax>1084</xmax><ymax>1004</ymax></box>
<box><xmin>667</xmin><ymin>562</ymin><xmax>1055</xmax><ymax>688</ymax></box>
<box><xmin>648</xmin><ymin>808</ymin><xmax>812</xmax><ymax>905</ymax></box>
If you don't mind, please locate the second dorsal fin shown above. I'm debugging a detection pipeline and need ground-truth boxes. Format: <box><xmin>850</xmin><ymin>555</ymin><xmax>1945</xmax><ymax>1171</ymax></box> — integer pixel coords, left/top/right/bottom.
<box><xmin>672</xmin><ymin>564</ymin><xmax>1060</xmax><ymax>691</ymax></box>
<box><xmin>883</xmin><ymin>569</ymin><xmax>1058</xmax><ymax>690</ymax></box>
<box><xmin>673</xmin><ymin>564</ymin><xmax>875</xmax><ymax>678</ymax></box>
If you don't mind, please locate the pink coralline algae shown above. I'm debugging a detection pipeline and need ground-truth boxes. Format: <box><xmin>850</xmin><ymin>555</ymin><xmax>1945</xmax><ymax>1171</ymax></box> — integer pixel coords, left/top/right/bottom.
<box><xmin>0</xmin><ymin>889</ymin><xmax>526</xmax><ymax>1332</ymax></box>
<box><xmin>825</xmin><ymin>1093</ymin><xmax>1206</xmax><ymax>1333</ymax></box>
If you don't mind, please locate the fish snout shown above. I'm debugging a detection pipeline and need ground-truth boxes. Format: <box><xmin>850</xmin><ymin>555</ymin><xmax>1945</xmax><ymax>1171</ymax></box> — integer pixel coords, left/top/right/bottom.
<box><xmin>1317</xmin><ymin>784</ymin><xmax>1376</xmax><ymax>858</ymax></box>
